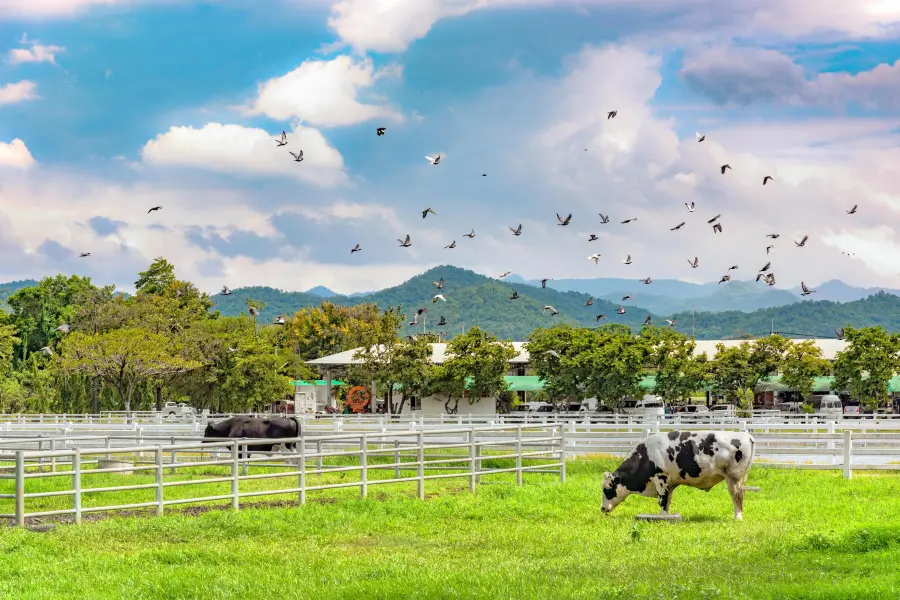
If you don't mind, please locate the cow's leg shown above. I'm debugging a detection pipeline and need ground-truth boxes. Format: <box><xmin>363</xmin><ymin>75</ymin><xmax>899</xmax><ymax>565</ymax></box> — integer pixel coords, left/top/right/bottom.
<box><xmin>659</xmin><ymin>485</ymin><xmax>676</xmax><ymax>514</ymax></box>
<box><xmin>650</xmin><ymin>474</ymin><xmax>671</xmax><ymax>514</ymax></box>
<box><xmin>726</xmin><ymin>477</ymin><xmax>744</xmax><ymax>521</ymax></box>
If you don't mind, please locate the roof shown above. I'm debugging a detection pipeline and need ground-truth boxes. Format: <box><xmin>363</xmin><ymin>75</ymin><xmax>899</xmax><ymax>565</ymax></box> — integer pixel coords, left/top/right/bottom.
<box><xmin>307</xmin><ymin>342</ymin><xmax>531</xmax><ymax>366</ymax></box>
<box><xmin>307</xmin><ymin>339</ymin><xmax>848</xmax><ymax>367</ymax></box>
<box><xmin>755</xmin><ymin>375</ymin><xmax>900</xmax><ymax>393</ymax></box>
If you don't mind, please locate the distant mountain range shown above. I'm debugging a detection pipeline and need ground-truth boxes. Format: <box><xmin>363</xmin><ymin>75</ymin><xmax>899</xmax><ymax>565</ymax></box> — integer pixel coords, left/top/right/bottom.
<box><xmin>3</xmin><ymin>269</ymin><xmax>900</xmax><ymax>340</ymax></box>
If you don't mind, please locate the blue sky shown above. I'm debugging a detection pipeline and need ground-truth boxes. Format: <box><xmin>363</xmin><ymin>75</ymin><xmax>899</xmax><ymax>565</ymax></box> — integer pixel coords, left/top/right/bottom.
<box><xmin>1</xmin><ymin>0</ymin><xmax>900</xmax><ymax>294</ymax></box>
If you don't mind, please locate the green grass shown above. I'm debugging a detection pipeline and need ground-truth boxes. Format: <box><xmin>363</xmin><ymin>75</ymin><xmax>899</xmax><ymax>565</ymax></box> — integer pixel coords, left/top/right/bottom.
<box><xmin>3</xmin><ymin>459</ymin><xmax>900</xmax><ymax>599</ymax></box>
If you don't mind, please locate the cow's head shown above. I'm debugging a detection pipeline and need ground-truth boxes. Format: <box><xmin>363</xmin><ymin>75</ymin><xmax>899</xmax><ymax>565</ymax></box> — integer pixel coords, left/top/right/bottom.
<box><xmin>601</xmin><ymin>471</ymin><xmax>629</xmax><ymax>514</ymax></box>
<box><xmin>203</xmin><ymin>423</ymin><xmax>216</xmax><ymax>438</ymax></box>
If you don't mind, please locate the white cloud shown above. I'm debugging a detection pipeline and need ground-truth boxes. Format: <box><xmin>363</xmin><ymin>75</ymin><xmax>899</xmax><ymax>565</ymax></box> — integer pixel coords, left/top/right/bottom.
<box><xmin>0</xmin><ymin>138</ymin><xmax>35</xmax><ymax>168</ymax></box>
<box><xmin>9</xmin><ymin>44</ymin><xmax>64</xmax><ymax>65</ymax></box>
<box><xmin>243</xmin><ymin>55</ymin><xmax>401</xmax><ymax>127</ymax></box>
<box><xmin>0</xmin><ymin>80</ymin><xmax>38</xmax><ymax>105</ymax></box>
<box><xmin>682</xmin><ymin>45</ymin><xmax>900</xmax><ymax>110</ymax></box>
<box><xmin>0</xmin><ymin>0</ymin><xmax>194</xmax><ymax>19</ymax></box>
<box><xmin>326</xmin><ymin>0</ymin><xmax>900</xmax><ymax>54</ymax></box>
<box><xmin>140</xmin><ymin>122</ymin><xmax>348</xmax><ymax>188</ymax></box>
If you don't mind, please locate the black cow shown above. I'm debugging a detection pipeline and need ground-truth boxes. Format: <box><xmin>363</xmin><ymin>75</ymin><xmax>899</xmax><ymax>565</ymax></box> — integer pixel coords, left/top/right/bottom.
<box><xmin>203</xmin><ymin>416</ymin><xmax>302</xmax><ymax>468</ymax></box>
<box><xmin>601</xmin><ymin>430</ymin><xmax>755</xmax><ymax>520</ymax></box>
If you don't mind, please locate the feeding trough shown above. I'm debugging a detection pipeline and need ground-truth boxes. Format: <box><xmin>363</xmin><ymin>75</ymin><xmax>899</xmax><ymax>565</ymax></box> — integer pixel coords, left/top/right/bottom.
<box><xmin>635</xmin><ymin>514</ymin><xmax>682</xmax><ymax>522</ymax></box>
<box><xmin>26</xmin><ymin>523</ymin><xmax>57</xmax><ymax>533</ymax></box>
<box><xmin>97</xmin><ymin>459</ymin><xmax>134</xmax><ymax>475</ymax></box>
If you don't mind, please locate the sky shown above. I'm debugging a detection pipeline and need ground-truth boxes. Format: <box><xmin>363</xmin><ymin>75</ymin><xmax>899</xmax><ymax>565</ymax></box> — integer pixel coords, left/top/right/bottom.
<box><xmin>1</xmin><ymin>0</ymin><xmax>900</xmax><ymax>295</ymax></box>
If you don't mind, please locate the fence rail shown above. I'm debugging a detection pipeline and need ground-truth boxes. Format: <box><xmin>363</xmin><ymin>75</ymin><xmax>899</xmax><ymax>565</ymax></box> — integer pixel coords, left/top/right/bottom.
<box><xmin>0</xmin><ymin>425</ymin><xmax>565</xmax><ymax>527</ymax></box>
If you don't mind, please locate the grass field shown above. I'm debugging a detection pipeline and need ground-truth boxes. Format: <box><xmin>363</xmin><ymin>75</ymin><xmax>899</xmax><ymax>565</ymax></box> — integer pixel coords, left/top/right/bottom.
<box><xmin>3</xmin><ymin>458</ymin><xmax>900</xmax><ymax>599</ymax></box>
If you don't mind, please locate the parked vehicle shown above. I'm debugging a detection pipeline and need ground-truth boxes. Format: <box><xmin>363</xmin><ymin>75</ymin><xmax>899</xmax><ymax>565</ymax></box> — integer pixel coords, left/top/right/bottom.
<box><xmin>162</xmin><ymin>402</ymin><xmax>195</xmax><ymax>418</ymax></box>
<box><xmin>809</xmin><ymin>394</ymin><xmax>843</xmax><ymax>417</ymax></box>
<box><xmin>679</xmin><ymin>404</ymin><xmax>709</xmax><ymax>414</ymax></box>
<box><xmin>774</xmin><ymin>401</ymin><xmax>802</xmax><ymax>414</ymax></box>
<box><xmin>710</xmin><ymin>404</ymin><xmax>736</xmax><ymax>416</ymax></box>
<box><xmin>621</xmin><ymin>395</ymin><xmax>665</xmax><ymax>416</ymax></box>
<box><xmin>512</xmin><ymin>402</ymin><xmax>554</xmax><ymax>413</ymax></box>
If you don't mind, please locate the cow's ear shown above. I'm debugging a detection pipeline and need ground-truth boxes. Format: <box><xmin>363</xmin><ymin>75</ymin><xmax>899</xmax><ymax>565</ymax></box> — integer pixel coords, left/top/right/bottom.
<box><xmin>602</xmin><ymin>471</ymin><xmax>612</xmax><ymax>486</ymax></box>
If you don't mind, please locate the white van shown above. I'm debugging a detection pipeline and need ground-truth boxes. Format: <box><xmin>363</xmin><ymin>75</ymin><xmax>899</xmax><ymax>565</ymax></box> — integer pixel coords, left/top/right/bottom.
<box><xmin>513</xmin><ymin>402</ymin><xmax>554</xmax><ymax>413</ymax></box>
<box><xmin>621</xmin><ymin>395</ymin><xmax>665</xmax><ymax>416</ymax></box>
<box><xmin>810</xmin><ymin>394</ymin><xmax>843</xmax><ymax>416</ymax></box>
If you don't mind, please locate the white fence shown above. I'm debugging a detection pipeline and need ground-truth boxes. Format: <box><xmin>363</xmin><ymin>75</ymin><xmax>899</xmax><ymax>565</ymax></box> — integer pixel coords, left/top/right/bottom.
<box><xmin>0</xmin><ymin>425</ymin><xmax>565</xmax><ymax>527</ymax></box>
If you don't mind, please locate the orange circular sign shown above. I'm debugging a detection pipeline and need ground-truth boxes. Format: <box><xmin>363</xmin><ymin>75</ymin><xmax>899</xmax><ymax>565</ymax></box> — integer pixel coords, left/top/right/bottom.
<box><xmin>347</xmin><ymin>386</ymin><xmax>372</xmax><ymax>413</ymax></box>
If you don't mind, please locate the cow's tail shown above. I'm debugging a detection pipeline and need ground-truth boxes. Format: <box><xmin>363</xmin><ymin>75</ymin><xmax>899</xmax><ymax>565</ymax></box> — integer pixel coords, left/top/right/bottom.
<box><xmin>742</xmin><ymin>435</ymin><xmax>756</xmax><ymax>486</ymax></box>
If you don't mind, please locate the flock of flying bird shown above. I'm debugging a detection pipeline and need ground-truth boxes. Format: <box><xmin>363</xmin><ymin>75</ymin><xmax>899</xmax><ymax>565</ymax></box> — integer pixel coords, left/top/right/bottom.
<box><xmin>77</xmin><ymin>113</ymin><xmax>857</xmax><ymax>333</ymax></box>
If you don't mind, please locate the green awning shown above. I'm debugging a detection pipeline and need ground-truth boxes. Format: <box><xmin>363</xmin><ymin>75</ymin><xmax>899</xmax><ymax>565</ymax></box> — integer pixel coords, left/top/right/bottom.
<box><xmin>754</xmin><ymin>375</ymin><xmax>900</xmax><ymax>393</ymax></box>
<box><xmin>638</xmin><ymin>375</ymin><xmax>714</xmax><ymax>392</ymax></box>
<box><xmin>291</xmin><ymin>379</ymin><xmax>346</xmax><ymax>386</ymax></box>
<box><xmin>504</xmin><ymin>375</ymin><xmax>544</xmax><ymax>392</ymax></box>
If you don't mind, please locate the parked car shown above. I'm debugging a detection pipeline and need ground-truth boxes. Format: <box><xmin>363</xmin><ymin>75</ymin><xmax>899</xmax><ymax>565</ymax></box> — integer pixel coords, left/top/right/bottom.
<box><xmin>809</xmin><ymin>394</ymin><xmax>843</xmax><ymax>417</ymax></box>
<box><xmin>162</xmin><ymin>402</ymin><xmax>195</xmax><ymax>418</ymax></box>
<box><xmin>679</xmin><ymin>404</ymin><xmax>709</xmax><ymax>414</ymax></box>
<box><xmin>774</xmin><ymin>401</ymin><xmax>802</xmax><ymax>414</ymax></box>
<box><xmin>512</xmin><ymin>402</ymin><xmax>554</xmax><ymax>413</ymax></box>
<box><xmin>710</xmin><ymin>404</ymin><xmax>736</xmax><ymax>416</ymax></box>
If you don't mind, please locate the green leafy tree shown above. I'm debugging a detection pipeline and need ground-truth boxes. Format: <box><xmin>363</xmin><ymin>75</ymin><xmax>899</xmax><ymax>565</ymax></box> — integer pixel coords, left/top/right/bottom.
<box><xmin>288</xmin><ymin>302</ymin><xmax>392</xmax><ymax>360</ymax></box>
<box><xmin>56</xmin><ymin>328</ymin><xmax>201</xmax><ymax>412</ymax></box>
<box><xmin>748</xmin><ymin>334</ymin><xmax>789</xmax><ymax>384</ymax></box>
<box><xmin>525</xmin><ymin>325</ymin><xmax>596</xmax><ymax>404</ymax></box>
<box><xmin>833</xmin><ymin>326</ymin><xmax>900</xmax><ymax>409</ymax></box>
<box><xmin>387</xmin><ymin>336</ymin><xmax>437</xmax><ymax>413</ymax></box>
<box><xmin>134</xmin><ymin>257</ymin><xmax>177</xmax><ymax>295</ymax></box>
<box><xmin>709</xmin><ymin>343</ymin><xmax>756</xmax><ymax>408</ymax></box>
<box><xmin>582</xmin><ymin>325</ymin><xmax>647</xmax><ymax>410</ymax></box>
<box><xmin>642</xmin><ymin>327</ymin><xmax>709</xmax><ymax>404</ymax></box>
<box><xmin>435</xmin><ymin>327</ymin><xmax>516</xmax><ymax>414</ymax></box>
<box><xmin>781</xmin><ymin>339</ymin><xmax>832</xmax><ymax>402</ymax></box>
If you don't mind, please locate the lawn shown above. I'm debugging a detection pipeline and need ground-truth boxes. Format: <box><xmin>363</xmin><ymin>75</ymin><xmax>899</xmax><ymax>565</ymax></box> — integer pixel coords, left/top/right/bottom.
<box><xmin>2</xmin><ymin>458</ymin><xmax>900</xmax><ymax>599</ymax></box>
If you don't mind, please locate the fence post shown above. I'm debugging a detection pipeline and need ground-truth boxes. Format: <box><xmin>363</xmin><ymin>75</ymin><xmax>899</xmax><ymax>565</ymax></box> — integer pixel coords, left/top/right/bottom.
<box><xmin>73</xmin><ymin>449</ymin><xmax>82</xmax><ymax>525</ymax></box>
<box><xmin>559</xmin><ymin>424</ymin><xmax>567</xmax><ymax>483</ymax></box>
<box><xmin>105</xmin><ymin>436</ymin><xmax>111</xmax><ymax>460</ymax></box>
<box><xmin>316</xmin><ymin>440</ymin><xmax>323</xmax><ymax>471</ymax></box>
<box><xmin>515</xmin><ymin>425</ymin><xmax>523</xmax><ymax>486</ymax></box>
<box><xmin>843</xmin><ymin>430</ymin><xmax>852</xmax><ymax>480</ymax></box>
<box><xmin>14</xmin><ymin>451</ymin><xmax>25</xmax><ymax>527</ymax></box>
<box><xmin>417</xmin><ymin>431</ymin><xmax>425</xmax><ymax>500</ymax></box>
<box><xmin>231</xmin><ymin>442</ymin><xmax>240</xmax><ymax>510</ymax></box>
<box><xmin>298</xmin><ymin>437</ymin><xmax>306</xmax><ymax>506</ymax></box>
<box><xmin>170</xmin><ymin>436</ymin><xmax>178</xmax><ymax>475</ymax></box>
<box><xmin>360</xmin><ymin>434</ymin><xmax>368</xmax><ymax>499</ymax></box>
<box><xmin>50</xmin><ymin>437</ymin><xmax>57</xmax><ymax>473</ymax></box>
<box><xmin>155</xmin><ymin>447</ymin><xmax>164</xmax><ymax>517</ymax></box>
<box><xmin>468</xmin><ymin>429</ymin><xmax>477</xmax><ymax>493</ymax></box>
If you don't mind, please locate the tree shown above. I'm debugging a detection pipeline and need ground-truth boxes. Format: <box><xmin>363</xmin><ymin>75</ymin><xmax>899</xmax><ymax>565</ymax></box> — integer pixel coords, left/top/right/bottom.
<box><xmin>435</xmin><ymin>327</ymin><xmax>516</xmax><ymax>414</ymax></box>
<box><xmin>642</xmin><ymin>327</ymin><xmax>709</xmax><ymax>404</ymax></box>
<box><xmin>582</xmin><ymin>326</ymin><xmax>647</xmax><ymax>410</ymax></box>
<box><xmin>386</xmin><ymin>336</ymin><xmax>437</xmax><ymax>413</ymax></box>
<box><xmin>709</xmin><ymin>343</ymin><xmax>756</xmax><ymax>408</ymax></box>
<box><xmin>748</xmin><ymin>335</ymin><xmax>789</xmax><ymax>384</ymax></box>
<box><xmin>525</xmin><ymin>325</ymin><xmax>596</xmax><ymax>404</ymax></box>
<box><xmin>56</xmin><ymin>328</ymin><xmax>201</xmax><ymax>412</ymax></box>
<box><xmin>288</xmin><ymin>302</ymin><xmax>391</xmax><ymax>360</ymax></box>
<box><xmin>134</xmin><ymin>257</ymin><xmax>177</xmax><ymax>295</ymax></box>
<box><xmin>780</xmin><ymin>339</ymin><xmax>832</xmax><ymax>402</ymax></box>
<box><xmin>833</xmin><ymin>326</ymin><xmax>900</xmax><ymax>409</ymax></box>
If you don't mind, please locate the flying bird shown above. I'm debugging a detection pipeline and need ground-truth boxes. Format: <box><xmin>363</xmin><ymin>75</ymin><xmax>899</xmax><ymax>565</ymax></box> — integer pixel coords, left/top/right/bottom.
<box><xmin>273</xmin><ymin>315</ymin><xmax>285</xmax><ymax>325</ymax></box>
<box><xmin>685</xmin><ymin>202</ymin><xmax>695</xmax><ymax>212</ymax></box>
<box><xmin>540</xmin><ymin>279</ymin><xmax>549</xmax><ymax>289</ymax></box>
<box><xmin>671</xmin><ymin>222</ymin><xmax>685</xmax><ymax>231</ymax></box>
<box><xmin>687</xmin><ymin>257</ymin><xmax>699</xmax><ymax>268</ymax></box>
<box><xmin>56</xmin><ymin>324</ymin><xmax>70</xmax><ymax>333</ymax></box>
<box><xmin>622</xmin><ymin>295</ymin><xmax>632</xmax><ymax>301</ymax></box>
<box><xmin>766</xmin><ymin>234</ymin><xmax>780</xmax><ymax>239</ymax></box>
<box><xmin>433</xmin><ymin>294</ymin><xmax>447</xmax><ymax>303</ymax></box>
<box><xmin>248</xmin><ymin>307</ymin><xmax>259</xmax><ymax>317</ymax></box>
<box><xmin>557</xmin><ymin>213</ymin><xmax>572</xmax><ymax>226</ymax></box>
<box><xmin>79</xmin><ymin>253</ymin><xmax>90</xmax><ymax>258</ymax></box>
<box><xmin>718</xmin><ymin>274</ymin><xmax>730</xmax><ymax>284</ymax></box>
<box><xmin>422</xmin><ymin>208</ymin><xmax>437</xmax><ymax>219</ymax></box>
<box><xmin>425</xmin><ymin>154</ymin><xmax>441</xmax><ymax>165</ymax></box>
<box><xmin>800</xmin><ymin>282</ymin><xmax>816</xmax><ymax>296</ymax></box>
<box><xmin>588</xmin><ymin>254</ymin><xmax>601</xmax><ymax>264</ymax></box>
<box><xmin>621</xmin><ymin>218</ymin><xmax>637</xmax><ymax>224</ymax></box>
<box><xmin>607</xmin><ymin>110</ymin><xmax>617</xmax><ymax>119</ymax></box>
<box><xmin>585</xmin><ymin>297</ymin><xmax>594</xmax><ymax>306</ymax></box>
<box><xmin>437</xmin><ymin>316</ymin><xmax>447</xmax><ymax>326</ymax></box>
<box><xmin>763</xmin><ymin>176</ymin><xmax>774</xmax><ymax>185</ymax></box>
<box><xmin>289</xmin><ymin>151</ymin><xmax>303</xmax><ymax>162</ymax></box>
<box><xmin>766</xmin><ymin>245</ymin><xmax>774</xmax><ymax>254</ymax></box>
<box><xmin>696</xmin><ymin>132</ymin><xmax>705</xmax><ymax>142</ymax></box>
<box><xmin>643</xmin><ymin>316</ymin><xmax>651</xmax><ymax>326</ymax></box>
<box><xmin>445</xmin><ymin>241</ymin><xmax>456</xmax><ymax>249</ymax></box>
<box><xmin>398</xmin><ymin>234</ymin><xmax>412</xmax><ymax>247</ymax></box>
<box><xmin>847</xmin><ymin>204</ymin><xmax>858</xmax><ymax>214</ymax></box>
<box><xmin>433</xmin><ymin>278</ymin><xmax>444</xmax><ymax>289</ymax></box>
<box><xmin>707</xmin><ymin>214</ymin><xmax>721</xmax><ymax>223</ymax></box>
<box><xmin>835</xmin><ymin>328</ymin><xmax>844</xmax><ymax>340</ymax></box>
<box><xmin>617</xmin><ymin>306</ymin><xmax>626</xmax><ymax>315</ymax></box>
<box><xmin>728</xmin><ymin>265</ymin><xmax>738</xmax><ymax>271</ymax></box>
<box><xmin>542</xmin><ymin>305</ymin><xmax>559</xmax><ymax>316</ymax></box>
<box><xmin>599</xmin><ymin>213</ymin><xmax>610</xmax><ymax>224</ymax></box>
<box><xmin>795</xmin><ymin>235</ymin><xmax>809</xmax><ymax>247</ymax></box>
<box><xmin>596</xmin><ymin>314</ymin><xmax>606</xmax><ymax>322</ymax></box>
<box><xmin>275</xmin><ymin>131</ymin><xmax>287</xmax><ymax>146</ymax></box>
<box><xmin>588</xmin><ymin>234</ymin><xmax>599</xmax><ymax>241</ymax></box>
<box><xmin>713</xmin><ymin>223</ymin><xmax>722</xmax><ymax>233</ymax></box>
<box><xmin>409</xmin><ymin>314</ymin><xmax>419</xmax><ymax>326</ymax></box>
<box><xmin>720</xmin><ymin>164</ymin><xmax>731</xmax><ymax>174</ymax></box>
<box><xmin>765</xmin><ymin>273</ymin><xmax>776</xmax><ymax>286</ymax></box>
<box><xmin>509</xmin><ymin>290</ymin><xmax>519</xmax><ymax>300</ymax></box>
<box><xmin>623</xmin><ymin>255</ymin><xmax>632</xmax><ymax>265</ymax></box>
<box><xmin>350</xmin><ymin>244</ymin><xmax>361</xmax><ymax>254</ymax></box>
<box><xmin>220</xmin><ymin>286</ymin><xmax>232</xmax><ymax>295</ymax></box>
<box><xmin>665</xmin><ymin>318</ymin><xmax>677</xmax><ymax>327</ymax></box>
<box><xmin>510</xmin><ymin>224</ymin><xmax>522</xmax><ymax>236</ymax></box>
<box><xmin>39</xmin><ymin>346</ymin><xmax>53</xmax><ymax>356</ymax></box>
<box><xmin>543</xmin><ymin>350</ymin><xmax>561</xmax><ymax>359</ymax></box>
<box><xmin>463</xmin><ymin>229</ymin><xmax>476</xmax><ymax>238</ymax></box>
<box><xmin>640</xmin><ymin>277</ymin><xmax>652</xmax><ymax>284</ymax></box>
<box><xmin>498</xmin><ymin>271</ymin><xmax>512</xmax><ymax>279</ymax></box>
<box><xmin>759</xmin><ymin>262</ymin><xmax>771</xmax><ymax>272</ymax></box>
<box><xmin>376</xmin><ymin>127</ymin><xmax>386</xmax><ymax>136</ymax></box>
<box><xmin>147</xmin><ymin>206</ymin><xmax>162</xmax><ymax>213</ymax></box>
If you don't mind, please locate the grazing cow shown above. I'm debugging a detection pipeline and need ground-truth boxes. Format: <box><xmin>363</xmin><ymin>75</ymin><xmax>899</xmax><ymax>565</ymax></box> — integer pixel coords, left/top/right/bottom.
<box><xmin>203</xmin><ymin>416</ymin><xmax>302</xmax><ymax>470</ymax></box>
<box><xmin>601</xmin><ymin>430</ymin><xmax>755</xmax><ymax>520</ymax></box>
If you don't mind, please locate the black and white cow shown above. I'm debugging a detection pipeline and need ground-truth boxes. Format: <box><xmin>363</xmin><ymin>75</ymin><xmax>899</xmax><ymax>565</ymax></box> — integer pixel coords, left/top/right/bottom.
<box><xmin>601</xmin><ymin>430</ymin><xmax>755</xmax><ymax>520</ymax></box>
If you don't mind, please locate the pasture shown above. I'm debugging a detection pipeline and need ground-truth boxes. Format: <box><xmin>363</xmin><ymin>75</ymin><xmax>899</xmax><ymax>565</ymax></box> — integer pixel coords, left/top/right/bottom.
<box><xmin>3</xmin><ymin>459</ymin><xmax>900</xmax><ymax>599</ymax></box>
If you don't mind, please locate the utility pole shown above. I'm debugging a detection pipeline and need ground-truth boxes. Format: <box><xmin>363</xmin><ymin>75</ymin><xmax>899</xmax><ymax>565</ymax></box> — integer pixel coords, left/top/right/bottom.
<box><xmin>691</xmin><ymin>303</ymin><xmax>695</xmax><ymax>338</ymax></box>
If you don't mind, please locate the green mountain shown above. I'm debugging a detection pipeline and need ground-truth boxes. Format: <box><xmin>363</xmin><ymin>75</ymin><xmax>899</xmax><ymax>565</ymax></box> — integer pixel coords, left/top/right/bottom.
<box><xmin>205</xmin><ymin>265</ymin><xmax>900</xmax><ymax>340</ymax></box>
<box><xmin>604</xmin><ymin>281</ymin><xmax>801</xmax><ymax>315</ymax></box>
<box><xmin>0</xmin><ymin>280</ymin><xmax>38</xmax><ymax>311</ymax></box>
